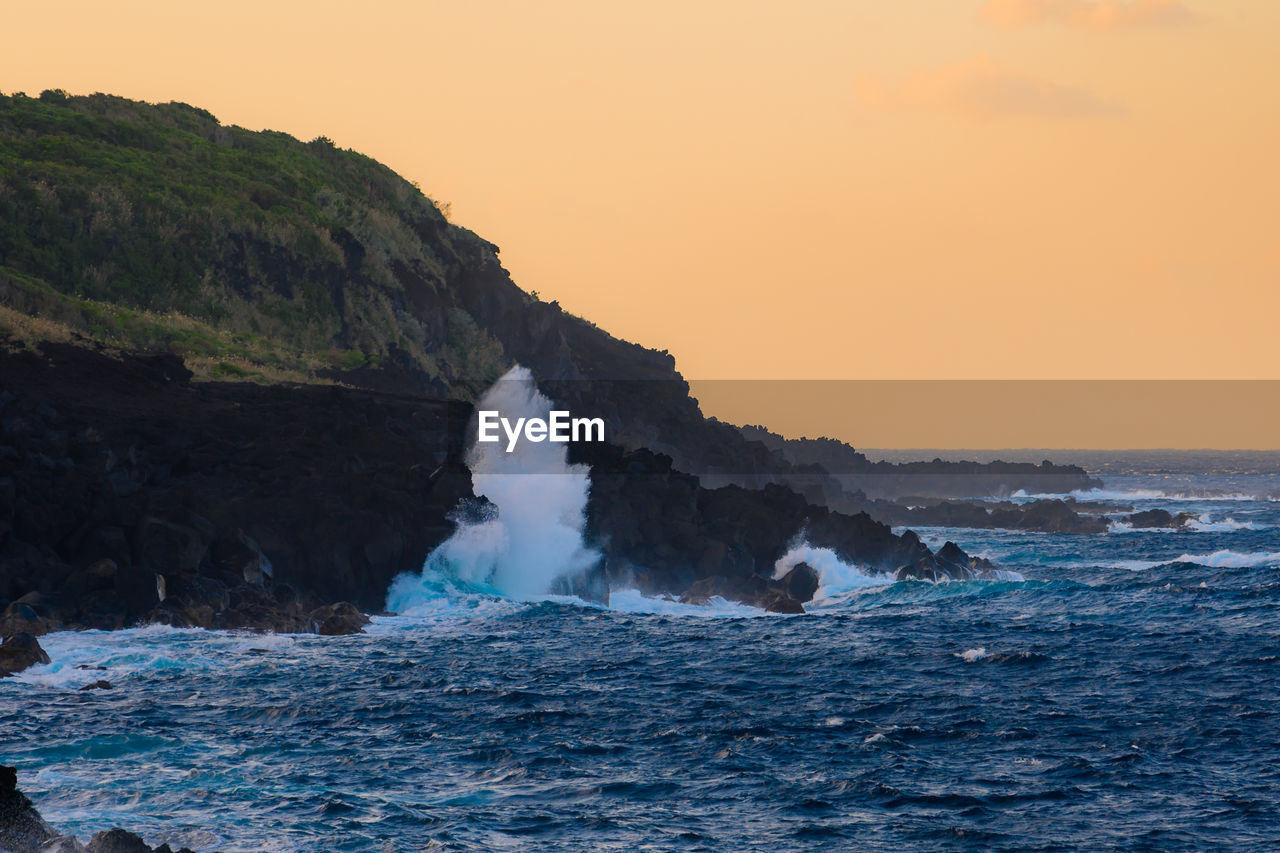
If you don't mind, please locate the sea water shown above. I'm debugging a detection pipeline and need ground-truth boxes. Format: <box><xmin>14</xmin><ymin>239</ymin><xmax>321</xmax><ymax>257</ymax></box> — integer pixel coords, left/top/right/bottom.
<box><xmin>4</xmin><ymin>450</ymin><xmax>1280</xmax><ymax>851</ymax></box>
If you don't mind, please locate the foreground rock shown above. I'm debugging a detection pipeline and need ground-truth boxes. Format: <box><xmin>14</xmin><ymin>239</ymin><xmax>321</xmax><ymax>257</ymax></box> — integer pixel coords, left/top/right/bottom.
<box><xmin>1</xmin><ymin>766</ymin><xmax>196</xmax><ymax>853</ymax></box>
<box><xmin>0</xmin><ymin>765</ymin><xmax>59</xmax><ymax>852</ymax></box>
<box><xmin>1</xmin><ymin>344</ymin><xmax>471</xmax><ymax>633</ymax></box>
<box><xmin>0</xmin><ymin>633</ymin><xmax>50</xmax><ymax>677</ymax></box>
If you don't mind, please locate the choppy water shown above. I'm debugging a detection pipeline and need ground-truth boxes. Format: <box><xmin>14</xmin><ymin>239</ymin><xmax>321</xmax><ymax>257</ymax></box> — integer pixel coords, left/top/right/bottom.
<box><xmin>4</xmin><ymin>452</ymin><xmax>1280</xmax><ymax>851</ymax></box>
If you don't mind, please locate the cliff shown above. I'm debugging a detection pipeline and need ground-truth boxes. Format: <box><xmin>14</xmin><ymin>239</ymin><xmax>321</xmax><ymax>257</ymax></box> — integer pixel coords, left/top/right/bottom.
<box><xmin>1</xmin><ymin>344</ymin><xmax>995</xmax><ymax>629</ymax></box>
<box><xmin>0</xmin><ymin>91</ymin><xmax>1097</xmax><ymax>503</ymax></box>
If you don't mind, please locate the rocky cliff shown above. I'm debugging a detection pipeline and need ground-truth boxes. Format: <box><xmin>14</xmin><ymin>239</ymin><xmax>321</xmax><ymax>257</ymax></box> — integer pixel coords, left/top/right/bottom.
<box><xmin>1</xmin><ymin>343</ymin><xmax>999</xmax><ymax>630</ymax></box>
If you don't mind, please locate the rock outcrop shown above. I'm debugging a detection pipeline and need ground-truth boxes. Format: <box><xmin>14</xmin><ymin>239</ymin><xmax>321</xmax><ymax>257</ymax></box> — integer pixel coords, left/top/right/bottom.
<box><xmin>0</xmin><ymin>767</ymin><xmax>195</xmax><ymax>853</ymax></box>
<box><xmin>2</xmin><ymin>344</ymin><xmax>996</xmax><ymax>625</ymax></box>
<box><xmin>0</xmin><ymin>633</ymin><xmax>50</xmax><ymax>677</ymax></box>
<box><xmin>738</xmin><ymin>424</ymin><xmax>1101</xmax><ymax>500</ymax></box>
<box><xmin>1123</xmin><ymin>508</ymin><xmax>1196</xmax><ymax>529</ymax></box>
<box><xmin>0</xmin><ymin>343</ymin><xmax>473</xmax><ymax>634</ymax></box>
<box><xmin>860</xmin><ymin>497</ymin><xmax>1110</xmax><ymax>535</ymax></box>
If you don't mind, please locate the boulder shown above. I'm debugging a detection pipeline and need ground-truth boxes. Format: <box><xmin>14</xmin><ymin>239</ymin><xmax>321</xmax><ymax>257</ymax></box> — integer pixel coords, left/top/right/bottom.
<box><xmin>0</xmin><ymin>603</ymin><xmax>52</xmax><ymax>638</ymax></box>
<box><xmin>761</xmin><ymin>593</ymin><xmax>805</xmax><ymax>614</ymax></box>
<box><xmin>774</xmin><ymin>562</ymin><xmax>820</xmax><ymax>602</ymax></box>
<box><xmin>306</xmin><ymin>602</ymin><xmax>369</xmax><ymax>636</ymax></box>
<box><xmin>1125</xmin><ymin>508</ymin><xmax>1195</xmax><ymax>529</ymax></box>
<box><xmin>86</xmin><ymin>829</ymin><xmax>151</xmax><ymax>853</ymax></box>
<box><xmin>0</xmin><ymin>634</ymin><xmax>51</xmax><ymax>677</ymax></box>
<box><xmin>0</xmin><ymin>765</ymin><xmax>58</xmax><ymax>852</ymax></box>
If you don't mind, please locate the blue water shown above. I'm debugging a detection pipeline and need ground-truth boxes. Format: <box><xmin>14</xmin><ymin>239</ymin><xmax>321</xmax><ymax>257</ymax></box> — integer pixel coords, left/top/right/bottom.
<box><xmin>4</xmin><ymin>452</ymin><xmax>1280</xmax><ymax>851</ymax></box>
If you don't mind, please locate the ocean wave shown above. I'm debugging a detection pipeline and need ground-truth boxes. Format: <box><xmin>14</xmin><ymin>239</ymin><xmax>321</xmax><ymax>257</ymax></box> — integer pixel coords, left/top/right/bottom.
<box><xmin>1107</xmin><ymin>514</ymin><xmax>1268</xmax><ymax>534</ymax></box>
<box><xmin>602</xmin><ymin>589</ymin><xmax>769</xmax><ymax>618</ymax></box>
<box><xmin>773</xmin><ymin>543</ymin><xmax>893</xmax><ymax>603</ymax></box>
<box><xmin>1012</xmin><ymin>487</ymin><xmax>1267</xmax><ymax>503</ymax></box>
<box><xmin>5</xmin><ymin>625</ymin><xmax>304</xmax><ymax>690</ymax></box>
<box><xmin>1187</xmin><ymin>515</ymin><xmax>1269</xmax><ymax>533</ymax></box>
<box><xmin>1111</xmin><ymin>550</ymin><xmax>1280</xmax><ymax>571</ymax></box>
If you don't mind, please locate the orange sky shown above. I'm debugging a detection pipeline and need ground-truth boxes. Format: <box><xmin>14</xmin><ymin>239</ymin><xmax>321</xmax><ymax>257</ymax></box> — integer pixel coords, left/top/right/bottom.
<box><xmin>3</xmin><ymin>0</ymin><xmax>1278</xmax><ymax>382</ymax></box>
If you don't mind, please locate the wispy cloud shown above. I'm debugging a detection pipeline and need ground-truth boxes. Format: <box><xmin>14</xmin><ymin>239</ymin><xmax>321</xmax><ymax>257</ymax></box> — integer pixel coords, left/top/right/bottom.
<box><xmin>979</xmin><ymin>0</ymin><xmax>1197</xmax><ymax>32</ymax></box>
<box><xmin>857</xmin><ymin>55</ymin><xmax>1124</xmax><ymax>120</ymax></box>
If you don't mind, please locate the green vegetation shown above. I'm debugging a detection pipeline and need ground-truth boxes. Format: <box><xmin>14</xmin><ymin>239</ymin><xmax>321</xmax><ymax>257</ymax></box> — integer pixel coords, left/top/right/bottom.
<box><xmin>0</xmin><ymin>90</ymin><xmax>506</xmax><ymax>388</ymax></box>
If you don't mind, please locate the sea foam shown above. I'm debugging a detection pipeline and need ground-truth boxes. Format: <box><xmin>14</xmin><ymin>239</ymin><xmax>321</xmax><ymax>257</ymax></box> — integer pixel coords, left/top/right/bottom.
<box><xmin>386</xmin><ymin>366</ymin><xmax>600</xmax><ymax>612</ymax></box>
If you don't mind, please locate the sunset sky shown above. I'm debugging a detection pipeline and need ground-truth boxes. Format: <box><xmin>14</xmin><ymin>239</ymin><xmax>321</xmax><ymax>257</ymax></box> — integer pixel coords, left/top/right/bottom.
<box><xmin>4</xmin><ymin>0</ymin><xmax>1278</xmax><ymax>386</ymax></box>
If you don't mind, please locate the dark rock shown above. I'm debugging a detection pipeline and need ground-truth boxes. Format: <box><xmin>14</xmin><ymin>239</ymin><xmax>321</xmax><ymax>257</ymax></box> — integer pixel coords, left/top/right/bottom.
<box><xmin>0</xmin><ymin>634</ymin><xmax>51</xmax><ymax>677</ymax></box>
<box><xmin>0</xmin><ymin>765</ymin><xmax>58</xmax><ymax>853</ymax></box>
<box><xmin>40</xmin><ymin>836</ymin><xmax>88</xmax><ymax>852</ymax></box>
<box><xmin>762</xmin><ymin>594</ymin><xmax>805</xmax><ymax>615</ymax></box>
<box><xmin>211</xmin><ymin>529</ymin><xmax>273</xmax><ymax>587</ymax></box>
<box><xmin>0</xmin><ymin>341</ymin><xmax>1012</xmax><ymax>633</ymax></box>
<box><xmin>865</xmin><ymin>498</ymin><xmax>1107</xmax><ymax>535</ymax></box>
<box><xmin>78</xmin><ymin>680</ymin><xmax>113</xmax><ymax>691</ymax></box>
<box><xmin>895</xmin><ymin>562</ymin><xmax>947</xmax><ymax>583</ymax></box>
<box><xmin>0</xmin><ymin>602</ymin><xmax>52</xmax><ymax>637</ymax></box>
<box><xmin>1125</xmin><ymin>508</ymin><xmax>1195</xmax><ymax>529</ymax></box>
<box><xmin>678</xmin><ymin>576</ymin><xmax>729</xmax><ymax>606</ymax></box>
<box><xmin>307</xmin><ymin>602</ymin><xmax>370</xmax><ymax>636</ymax></box>
<box><xmin>775</xmin><ymin>562</ymin><xmax>820</xmax><ymax>602</ymax></box>
<box><xmin>86</xmin><ymin>828</ymin><xmax>152</xmax><ymax>853</ymax></box>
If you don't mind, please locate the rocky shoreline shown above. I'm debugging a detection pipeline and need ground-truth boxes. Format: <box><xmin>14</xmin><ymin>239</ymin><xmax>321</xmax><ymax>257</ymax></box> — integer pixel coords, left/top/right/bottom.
<box><xmin>1</xmin><ymin>342</ymin><xmax>1008</xmax><ymax>642</ymax></box>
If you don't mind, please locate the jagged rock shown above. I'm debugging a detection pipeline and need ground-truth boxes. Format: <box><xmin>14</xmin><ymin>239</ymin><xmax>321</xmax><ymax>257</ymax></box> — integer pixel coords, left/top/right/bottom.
<box><xmin>0</xmin><ymin>765</ymin><xmax>58</xmax><ymax>853</ymax></box>
<box><xmin>0</xmin><ymin>603</ymin><xmax>52</xmax><ymax>638</ymax></box>
<box><xmin>866</xmin><ymin>498</ymin><xmax>1108</xmax><ymax>535</ymax></box>
<box><xmin>1125</xmin><ymin>508</ymin><xmax>1195</xmax><ymax>529</ymax></box>
<box><xmin>895</xmin><ymin>562</ymin><xmax>946</xmax><ymax>583</ymax></box>
<box><xmin>0</xmin><ymin>341</ymin><xmax>1009</xmax><ymax>633</ymax></box>
<box><xmin>0</xmin><ymin>634</ymin><xmax>51</xmax><ymax>677</ymax></box>
<box><xmin>775</xmin><ymin>562</ymin><xmax>820</xmax><ymax>602</ymax></box>
<box><xmin>211</xmin><ymin>530</ymin><xmax>273</xmax><ymax>587</ymax></box>
<box><xmin>86</xmin><ymin>829</ymin><xmax>152</xmax><ymax>853</ymax></box>
<box><xmin>307</xmin><ymin>602</ymin><xmax>370</xmax><ymax>636</ymax></box>
<box><xmin>678</xmin><ymin>576</ymin><xmax>729</xmax><ymax>606</ymax></box>
<box><xmin>78</xmin><ymin>680</ymin><xmax>113</xmax><ymax>691</ymax></box>
<box><xmin>761</xmin><ymin>593</ymin><xmax>806</xmax><ymax>614</ymax></box>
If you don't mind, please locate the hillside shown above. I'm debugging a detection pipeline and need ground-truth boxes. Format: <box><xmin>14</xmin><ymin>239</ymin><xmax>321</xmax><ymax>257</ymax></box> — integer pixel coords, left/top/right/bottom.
<box><xmin>0</xmin><ymin>90</ymin><xmax>769</xmax><ymax>474</ymax></box>
<box><xmin>0</xmin><ymin>90</ymin><xmax>1096</xmax><ymax>500</ymax></box>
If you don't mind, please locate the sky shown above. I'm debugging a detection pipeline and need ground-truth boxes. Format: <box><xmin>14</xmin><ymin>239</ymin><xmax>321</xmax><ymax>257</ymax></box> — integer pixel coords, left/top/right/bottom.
<box><xmin>3</xmin><ymin>1</ymin><xmax>1278</xmax><ymax>440</ymax></box>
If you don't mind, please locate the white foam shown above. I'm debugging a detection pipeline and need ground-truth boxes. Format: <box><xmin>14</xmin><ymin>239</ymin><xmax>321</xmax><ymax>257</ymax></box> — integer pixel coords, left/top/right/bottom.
<box><xmin>957</xmin><ymin>647</ymin><xmax>988</xmax><ymax>662</ymax></box>
<box><xmin>1017</xmin><ymin>487</ymin><xmax>1264</xmax><ymax>503</ymax></box>
<box><xmin>386</xmin><ymin>366</ymin><xmax>600</xmax><ymax>611</ymax></box>
<box><xmin>1109</xmin><ymin>550</ymin><xmax>1280</xmax><ymax>571</ymax></box>
<box><xmin>4</xmin><ymin>626</ymin><xmax>304</xmax><ymax>690</ymax></box>
<box><xmin>1182</xmin><ymin>549</ymin><xmax>1280</xmax><ymax>568</ymax></box>
<box><xmin>602</xmin><ymin>589</ymin><xmax>769</xmax><ymax>617</ymax></box>
<box><xmin>1187</xmin><ymin>515</ymin><xmax>1268</xmax><ymax>533</ymax></box>
<box><xmin>773</xmin><ymin>542</ymin><xmax>891</xmax><ymax>603</ymax></box>
<box><xmin>1109</xmin><ymin>514</ymin><xmax>1268</xmax><ymax>534</ymax></box>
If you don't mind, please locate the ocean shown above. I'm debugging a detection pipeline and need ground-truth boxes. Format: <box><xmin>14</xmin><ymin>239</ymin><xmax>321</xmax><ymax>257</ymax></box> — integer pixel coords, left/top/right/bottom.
<box><xmin>4</xmin><ymin>450</ymin><xmax>1280</xmax><ymax>851</ymax></box>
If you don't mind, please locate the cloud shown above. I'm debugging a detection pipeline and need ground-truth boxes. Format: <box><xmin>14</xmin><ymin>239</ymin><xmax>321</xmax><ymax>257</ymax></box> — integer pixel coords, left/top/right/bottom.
<box><xmin>979</xmin><ymin>0</ymin><xmax>1197</xmax><ymax>32</ymax></box>
<box><xmin>856</xmin><ymin>55</ymin><xmax>1124</xmax><ymax>120</ymax></box>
